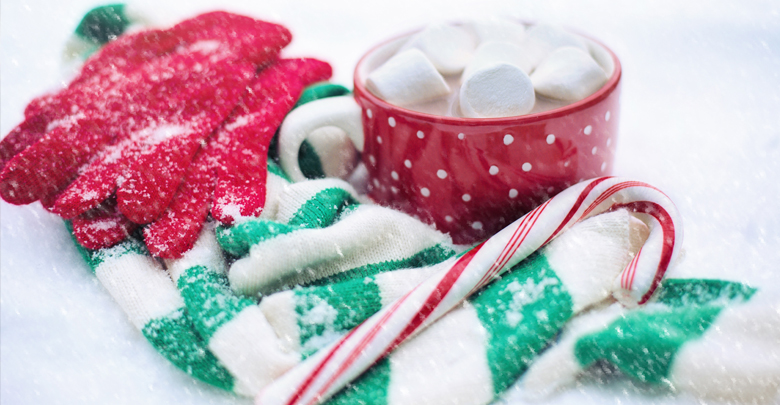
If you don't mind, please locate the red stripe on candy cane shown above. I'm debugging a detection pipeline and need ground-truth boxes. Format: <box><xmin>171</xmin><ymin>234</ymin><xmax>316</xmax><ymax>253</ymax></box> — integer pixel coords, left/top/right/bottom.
<box><xmin>484</xmin><ymin>198</ymin><xmax>548</xmax><ymax>290</ymax></box>
<box><xmin>288</xmin><ymin>279</ymin><xmax>419</xmax><ymax>405</ymax></box>
<box><xmin>282</xmin><ymin>325</ymin><xmax>360</xmax><ymax>405</ymax></box>
<box><xmin>578</xmin><ymin>182</ymin><xmax>676</xmax><ymax>303</ymax></box>
<box><xmin>612</xmin><ymin>200</ymin><xmax>676</xmax><ymax>304</ymax></box>
<box><xmin>302</xmin><ymin>291</ymin><xmax>409</xmax><ymax>405</ymax></box>
<box><xmin>473</xmin><ymin>202</ymin><xmax>536</xmax><ymax>295</ymax></box>
<box><xmin>302</xmin><ymin>244</ymin><xmax>483</xmax><ymax>405</ymax></box>
<box><xmin>472</xmin><ymin>199</ymin><xmax>549</xmax><ymax>295</ymax></box>
<box><xmin>622</xmin><ymin>248</ymin><xmax>641</xmax><ymax>289</ymax></box>
<box><xmin>542</xmin><ymin>177</ymin><xmax>612</xmax><ymax>246</ymax></box>
<box><xmin>581</xmin><ymin>180</ymin><xmax>662</xmax><ymax>219</ymax></box>
<box><xmin>382</xmin><ymin>245</ymin><xmax>481</xmax><ymax>354</ymax></box>
<box><xmin>627</xmin><ymin>249</ymin><xmax>641</xmax><ymax>289</ymax></box>
<box><xmin>491</xmin><ymin>204</ymin><xmax>535</xmax><ymax>270</ymax></box>
<box><xmin>500</xmin><ymin>199</ymin><xmax>547</xmax><ymax>271</ymax></box>
<box><xmin>257</xmin><ymin>178</ymin><xmax>682</xmax><ymax>405</ymax></box>
<box><xmin>475</xmin><ymin>213</ymin><xmax>529</xmax><ymax>290</ymax></box>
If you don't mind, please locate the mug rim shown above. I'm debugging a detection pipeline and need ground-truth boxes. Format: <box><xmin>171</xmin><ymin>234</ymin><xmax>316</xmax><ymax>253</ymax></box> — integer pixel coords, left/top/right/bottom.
<box><xmin>353</xmin><ymin>22</ymin><xmax>622</xmax><ymax>126</ymax></box>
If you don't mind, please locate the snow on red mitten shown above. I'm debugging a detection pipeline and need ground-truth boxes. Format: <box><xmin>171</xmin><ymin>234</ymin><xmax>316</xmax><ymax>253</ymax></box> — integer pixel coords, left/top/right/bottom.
<box><xmin>143</xmin><ymin>58</ymin><xmax>333</xmax><ymax>258</ymax></box>
<box><xmin>0</xmin><ymin>12</ymin><xmax>319</xmax><ymax>257</ymax></box>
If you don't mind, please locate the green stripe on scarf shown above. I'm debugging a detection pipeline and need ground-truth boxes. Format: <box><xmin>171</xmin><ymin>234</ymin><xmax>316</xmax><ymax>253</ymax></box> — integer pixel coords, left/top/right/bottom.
<box><xmin>306</xmin><ymin>243</ymin><xmax>456</xmax><ymax>287</ymax></box>
<box><xmin>655</xmin><ymin>278</ymin><xmax>756</xmax><ymax>307</ymax></box>
<box><xmin>216</xmin><ymin>187</ymin><xmax>359</xmax><ymax>257</ymax></box>
<box><xmin>267</xmin><ymin>160</ymin><xmax>292</xmax><ymax>183</ymax></box>
<box><xmin>294</xmin><ymin>83</ymin><xmax>351</xmax><ymax>109</ymax></box>
<box><xmin>68</xmin><ymin>223</ymin><xmax>237</xmax><ymax>392</ymax></box>
<box><xmin>298</xmin><ymin>140</ymin><xmax>327</xmax><ymax>180</ymax></box>
<box><xmin>142</xmin><ymin>308</ymin><xmax>235</xmax><ymax>391</ymax></box>
<box><xmin>177</xmin><ymin>265</ymin><xmax>255</xmax><ymax>340</ymax></box>
<box><xmin>217</xmin><ymin>220</ymin><xmax>296</xmax><ymax>257</ymax></box>
<box><xmin>574</xmin><ymin>279</ymin><xmax>757</xmax><ymax>384</ymax></box>
<box><xmin>295</xmin><ymin>278</ymin><xmax>383</xmax><ymax>358</ymax></box>
<box><xmin>472</xmin><ymin>252</ymin><xmax>573</xmax><ymax>395</ymax></box>
<box><xmin>75</xmin><ymin>4</ymin><xmax>132</xmax><ymax>45</ymax></box>
<box><xmin>286</xmin><ymin>187</ymin><xmax>359</xmax><ymax>228</ymax></box>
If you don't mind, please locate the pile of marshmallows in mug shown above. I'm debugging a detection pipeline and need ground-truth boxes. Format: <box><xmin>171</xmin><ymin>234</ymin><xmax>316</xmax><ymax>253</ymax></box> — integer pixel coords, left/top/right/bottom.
<box><xmin>366</xmin><ymin>19</ymin><xmax>615</xmax><ymax>118</ymax></box>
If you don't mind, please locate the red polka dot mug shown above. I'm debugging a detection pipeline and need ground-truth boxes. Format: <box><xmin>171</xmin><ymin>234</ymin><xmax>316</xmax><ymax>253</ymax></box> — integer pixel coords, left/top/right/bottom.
<box><xmin>279</xmin><ymin>29</ymin><xmax>621</xmax><ymax>245</ymax></box>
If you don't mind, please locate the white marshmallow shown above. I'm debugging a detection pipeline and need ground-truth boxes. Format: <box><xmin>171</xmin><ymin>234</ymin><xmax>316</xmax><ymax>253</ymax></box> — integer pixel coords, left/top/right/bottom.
<box><xmin>519</xmin><ymin>23</ymin><xmax>588</xmax><ymax>71</ymax></box>
<box><xmin>465</xmin><ymin>18</ymin><xmax>526</xmax><ymax>46</ymax></box>
<box><xmin>366</xmin><ymin>48</ymin><xmax>451</xmax><ymax>106</ymax></box>
<box><xmin>459</xmin><ymin>62</ymin><xmax>535</xmax><ymax>118</ymax></box>
<box><xmin>403</xmin><ymin>23</ymin><xmax>477</xmax><ymax>75</ymax></box>
<box><xmin>583</xmin><ymin>37</ymin><xmax>615</xmax><ymax>78</ymax></box>
<box><xmin>531</xmin><ymin>46</ymin><xmax>609</xmax><ymax>102</ymax></box>
<box><xmin>462</xmin><ymin>41</ymin><xmax>534</xmax><ymax>82</ymax></box>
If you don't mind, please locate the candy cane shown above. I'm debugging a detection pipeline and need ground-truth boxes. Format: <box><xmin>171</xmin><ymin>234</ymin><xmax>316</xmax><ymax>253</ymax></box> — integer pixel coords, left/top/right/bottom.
<box><xmin>255</xmin><ymin>177</ymin><xmax>683</xmax><ymax>405</ymax></box>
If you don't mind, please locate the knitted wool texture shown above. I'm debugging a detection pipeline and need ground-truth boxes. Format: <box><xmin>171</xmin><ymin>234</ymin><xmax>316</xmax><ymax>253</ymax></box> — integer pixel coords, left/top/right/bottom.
<box><xmin>70</xmin><ymin>226</ymin><xmax>240</xmax><ymax>393</ymax></box>
<box><xmin>0</xmin><ymin>12</ymin><xmax>333</xmax><ymax>259</ymax></box>
<box><xmin>521</xmin><ymin>278</ymin><xmax>780</xmax><ymax>403</ymax></box>
<box><xmin>220</xmin><ymin>178</ymin><xmax>456</xmax><ymax>297</ymax></box>
<box><xmin>161</xmin><ymin>169</ymin><xmax>456</xmax><ymax>396</ymax></box>
<box><xmin>312</xmin><ymin>209</ymin><xmax>649</xmax><ymax>405</ymax></box>
<box><xmin>68</xmin><ymin>162</ymin><xmax>293</xmax><ymax>396</ymax></box>
<box><xmin>66</xmin><ymin>165</ymin><xmax>459</xmax><ymax>397</ymax></box>
<box><xmin>1</xmin><ymin>12</ymin><xmax>290</xmax><ymax>208</ymax></box>
<box><xmin>70</xmin><ymin>195</ymin><xmax>649</xmax><ymax>401</ymax></box>
<box><xmin>166</xmin><ymin>223</ymin><xmax>299</xmax><ymax>395</ymax></box>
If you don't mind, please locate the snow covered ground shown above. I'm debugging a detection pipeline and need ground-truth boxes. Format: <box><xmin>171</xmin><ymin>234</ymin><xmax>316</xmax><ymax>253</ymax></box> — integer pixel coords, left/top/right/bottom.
<box><xmin>2</xmin><ymin>0</ymin><xmax>779</xmax><ymax>404</ymax></box>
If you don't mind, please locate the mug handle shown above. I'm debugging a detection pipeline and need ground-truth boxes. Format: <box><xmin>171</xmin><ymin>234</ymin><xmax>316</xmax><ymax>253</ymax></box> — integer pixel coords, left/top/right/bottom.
<box><xmin>278</xmin><ymin>95</ymin><xmax>364</xmax><ymax>182</ymax></box>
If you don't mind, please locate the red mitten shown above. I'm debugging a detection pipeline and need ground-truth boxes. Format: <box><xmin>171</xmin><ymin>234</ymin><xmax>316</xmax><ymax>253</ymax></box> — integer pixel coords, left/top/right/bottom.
<box><xmin>0</xmin><ymin>27</ymin><xmax>181</xmax><ymax>168</ymax></box>
<box><xmin>0</xmin><ymin>12</ymin><xmax>291</xmax><ymax>219</ymax></box>
<box><xmin>71</xmin><ymin>198</ymin><xmax>139</xmax><ymax>250</ymax></box>
<box><xmin>0</xmin><ymin>11</ymin><xmax>304</xmax><ymax>258</ymax></box>
<box><xmin>211</xmin><ymin>58</ymin><xmax>333</xmax><ymax>224</ymax></box>
<box><xmin>144</xmin><ymin>58</ymin><xmax>332</xmax><ymax>258</ymax></box>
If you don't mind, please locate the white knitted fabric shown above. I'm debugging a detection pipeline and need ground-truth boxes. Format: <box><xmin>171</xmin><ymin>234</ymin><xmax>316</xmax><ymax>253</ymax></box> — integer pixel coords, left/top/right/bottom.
<box><xmin>262</xmin><ymin>209</ymin><xmax>650</xmax><ymax>405</ymax></box>
<box><xmin>521</xmin><ymin>286</ymin><xmax>780</xmax><ymax>404</ymax></box>
<box><xmin>167</xmin><ymin>226</ymin><xmax>299</xmax><ymax>396</ymax></box>
<box><xmin>94</xmin><ymin>245</ymin><xmax>184</xmax><ymax>330</ymax></box>
<box><xmin>228</xmin><ymin>179</ymin><xmax>453</xmax><ymax>296</ymax></box>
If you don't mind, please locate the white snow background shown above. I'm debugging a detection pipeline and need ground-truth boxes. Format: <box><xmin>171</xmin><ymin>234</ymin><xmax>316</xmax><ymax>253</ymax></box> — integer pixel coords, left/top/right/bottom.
<box><xmin>2</xmin><ymin>0</ymin><xmax>779</xmax><ymax>404</ymax></box>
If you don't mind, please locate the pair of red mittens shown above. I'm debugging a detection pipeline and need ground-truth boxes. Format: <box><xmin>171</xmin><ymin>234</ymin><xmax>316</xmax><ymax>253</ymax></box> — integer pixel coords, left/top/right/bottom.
<box><xmin>0</xmin><ymin>11</ymin><xmax>332</xmax><ymax>258</ymax></box>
